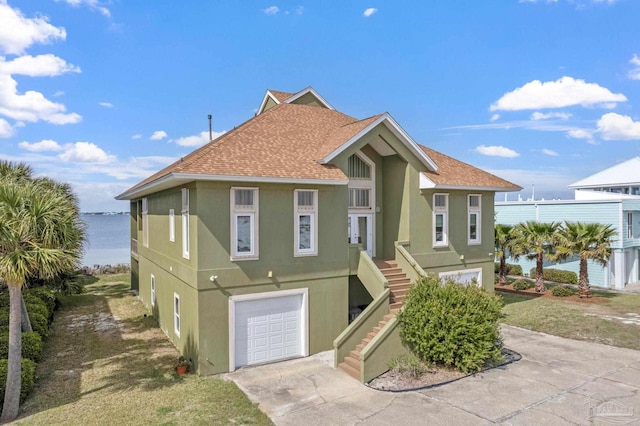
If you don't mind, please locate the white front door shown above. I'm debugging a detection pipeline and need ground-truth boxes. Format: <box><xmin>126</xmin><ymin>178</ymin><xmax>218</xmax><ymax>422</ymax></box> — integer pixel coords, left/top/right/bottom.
<box><xmin>348</xmin><ymin>214</ymin><xmax>374</xmax><ymax>258</ymax></box>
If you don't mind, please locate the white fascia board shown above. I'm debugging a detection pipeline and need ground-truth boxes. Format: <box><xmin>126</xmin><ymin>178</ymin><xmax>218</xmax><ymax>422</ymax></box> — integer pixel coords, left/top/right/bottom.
<box><xmin>320</xmin><ymin>113</ymin><xmax>438</xmax><ymax>172</ymax></box>
<box><xmin>115</xmin><ymin>173</ymin><xmax>348</xmax><ymax>200</ymax></box>
<box><xmin>285</xmin><ymin>87</ymin><xmax>335</xmax><ymax>110</ymax></box>
<box><xmin>257</xmin><ymin>91</ymin><xmax>281</xmax><ymax>115</ymax></box>
<box><xmin>419</xmin><ymin>178</ymin><xmax>521</xmax><ymax>192</ymax></box>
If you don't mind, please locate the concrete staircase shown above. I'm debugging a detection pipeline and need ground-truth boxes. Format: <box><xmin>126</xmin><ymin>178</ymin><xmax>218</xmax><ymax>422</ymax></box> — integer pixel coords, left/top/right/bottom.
<box><xmin>338</xmin><ymin>259</ymin><xmax>411</xmax><ymax>380</ymax></box>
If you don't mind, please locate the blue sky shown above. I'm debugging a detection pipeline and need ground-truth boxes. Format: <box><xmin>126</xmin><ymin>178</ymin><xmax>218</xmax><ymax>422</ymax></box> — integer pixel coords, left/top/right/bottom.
<box><xmin>1</xmin><ymin>0</ymin><xmax>640</xmax><ymax>211</ymax></box>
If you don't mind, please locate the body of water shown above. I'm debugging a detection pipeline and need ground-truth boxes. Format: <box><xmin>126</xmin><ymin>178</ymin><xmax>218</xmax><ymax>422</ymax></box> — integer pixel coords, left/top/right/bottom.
<box><xmin>81</xmin><ymin>214</ymin><xmax>131</xmax><ymax>267</ymax></box>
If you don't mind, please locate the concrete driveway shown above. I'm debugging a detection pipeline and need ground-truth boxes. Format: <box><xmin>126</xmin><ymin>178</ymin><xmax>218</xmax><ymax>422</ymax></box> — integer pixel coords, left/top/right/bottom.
<box><xmin>225</xmin><ymin>325</ymin><xmax>640</xmax><ymax>425</ymax></box>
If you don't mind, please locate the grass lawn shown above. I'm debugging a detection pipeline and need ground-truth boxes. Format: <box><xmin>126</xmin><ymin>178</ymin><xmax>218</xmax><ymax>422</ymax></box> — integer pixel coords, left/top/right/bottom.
<box><xmin>13</xmin><ymin>274</ymin><xmax>272</xmax><ymax>426</ymax></box>
<box><xmin>500</xmin><ymin>290</ymin><xmax>640</xmax><ymax>350</ymax></box>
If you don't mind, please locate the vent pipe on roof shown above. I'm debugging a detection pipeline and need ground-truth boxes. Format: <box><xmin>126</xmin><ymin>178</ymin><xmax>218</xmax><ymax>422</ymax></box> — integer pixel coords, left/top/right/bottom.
<box><xmin>208</xmin><ymin>114</ymin><xmax>212</xmax><ymax>141</ymax></box>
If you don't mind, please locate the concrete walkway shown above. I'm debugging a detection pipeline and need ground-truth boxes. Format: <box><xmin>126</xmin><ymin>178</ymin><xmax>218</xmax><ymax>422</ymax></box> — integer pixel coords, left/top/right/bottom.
<box><xmin>225</xmin><ymin>325</ymin><xmax>640</xmax><ymax>425</ymax></box>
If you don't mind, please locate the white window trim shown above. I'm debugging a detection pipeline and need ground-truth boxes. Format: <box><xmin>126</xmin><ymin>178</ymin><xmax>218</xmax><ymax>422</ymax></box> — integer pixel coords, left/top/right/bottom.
<box><xmin>231</xmin><ymin>187</ymin><xmax>259</xmax><ymax>261</ymax></box>
<box><xmin>468</xmin><ymin>194</ymin><xmax>481</xmax><ymax>245</ymax></box>
<box><xmin>347</xmin><ymin>152</ymin><xmax>375</xmax><ymax>212</ymax></box>
<box><xmin>294</xmin><ymin>189</ymin><xmax>318</xmax><ymax>257</ymax></box>
<box><xmin>627</xmin><ymin>212</ymin><xmax>633</xmax><ymax>239</ymax></box>
<box><xmin>228</xmin><ymin>288</ymin><xmax>309</xmax><ymax>372</ymax></box>
<box><xmin>173</xmin><ymin>292</ymin><xmax>180</xmax><ymax>337</ymax></box>
<box><xmin>150</xmin><ymin>274</ymin><xmax>155</xmax><ymax>307</ymax></box>
<box><xmin>169</xmin><ymin>209</ymin><xmax>175</xmax><ymax>243</ymax></box>
<box><xmin>181</xmin><ymin>189</ymin><xmax>190</xmax><ymax>259</ymax></box>
<box><xmin>439</xmin><ymin>268</ymin><xmax>483</xmax><ymax>287</ymax></box>
<box><xmin>433</xmin><ymin>193</ymin><xmax>448</xmax><ymax>248</ymax></box>
<box><xmin>141</xmin><ymin>197</ymin><xmax>149</xmax><ymax>247</ymax></box>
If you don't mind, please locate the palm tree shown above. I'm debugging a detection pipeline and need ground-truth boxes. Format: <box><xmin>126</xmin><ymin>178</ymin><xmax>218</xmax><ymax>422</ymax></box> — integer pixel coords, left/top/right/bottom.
<box><xmin>513</xmin><ymin>221</ymin><xmax>561</xmax><ymax>293</ymax></box>
<box><xmin>495</xmin><ymin>224</ymin><xmax>516</xmax><ymax>286</ymax></box>
<box><xmin>0</xmin><ymin>163</ymin><xmax>84</xmax><ymax>421</ymax></box>
<box><xmin>556</xmin><ymin>222</ymin><xmax>616</xmax><ymax>297</ymax></box>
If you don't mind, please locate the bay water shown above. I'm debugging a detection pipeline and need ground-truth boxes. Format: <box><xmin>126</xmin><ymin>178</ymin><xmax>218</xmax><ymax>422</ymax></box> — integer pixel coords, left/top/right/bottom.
<box><xmin>80</xmin><ymin>213</ymin><xmax>130</xmax><ymax>267</ymax></box>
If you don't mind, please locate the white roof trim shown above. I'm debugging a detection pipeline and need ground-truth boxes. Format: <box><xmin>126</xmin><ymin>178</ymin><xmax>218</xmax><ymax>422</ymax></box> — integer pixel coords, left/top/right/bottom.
<box><xmin>419</xmin><ymin>174</ymin><xmax>519</xmax><ymax>192</ymax></box>
<box><xmin>319</xmin><ymin>113</ymin><xmax>438</xmax><ymax>172</ymax></box>
<box><xmin>116</xmin><ymin>173</ymin><xmax>348</xmax><ymax>200</ymax></box>
<box><xmin>257</xmin><ymin>90</ymin><xmax>282</xmax><ymax>115</ymax></box>
<box><xmin>284</xmin><ymin>87</ymin><xmax>335</xmax><ymax>110</ymax></box>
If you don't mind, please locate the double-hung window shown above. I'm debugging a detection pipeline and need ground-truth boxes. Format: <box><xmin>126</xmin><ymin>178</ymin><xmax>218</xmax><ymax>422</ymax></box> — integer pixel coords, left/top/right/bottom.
<box><xmin>468</xmin><ymin>195</ymin><xmax>481</xmax><ymax>245</ymax></box>
<box><xmin>294</xmin><ymin>190</ymin><xmax>318</xmax><ymax>256</ymax></box>
<box><xmin>433</xmin><ymin>194</ymin><xmax>448</xmax><ymax>247</ymax></box>
<box><xmin>169</xmin><ymin>209</ymin><xmax>175</xmax><ymax>242</ymax></box>
<box><xmin>141</xmin><ymin>198</ymin><xmax>149</xmax><ymax>247</ymax></box>
<box><xmin>181</xmin><ymin>189</ymin><xmax>190</xmax><ymax>259</ymax></box>
<box><xmin>231</xmin><ymin>188</ymin><xmax>258</xmax><ymax>260</ymax></box>
<box><xmin>173</xmin><ymin>293</ymin><xmax>180</xmax><ymax>336</ymax></box>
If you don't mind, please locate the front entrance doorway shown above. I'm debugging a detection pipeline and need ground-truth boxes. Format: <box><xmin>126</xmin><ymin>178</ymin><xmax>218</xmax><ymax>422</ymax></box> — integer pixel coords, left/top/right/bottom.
<box><xmin>348</xmin><ymin>214</ymin><xmax>373</xmax><ymax>258</ymax></box>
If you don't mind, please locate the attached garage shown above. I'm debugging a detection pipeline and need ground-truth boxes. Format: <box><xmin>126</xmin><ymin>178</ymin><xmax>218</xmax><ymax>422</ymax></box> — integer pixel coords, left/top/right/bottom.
<box><xmin>229</xmin><ymin>289</ymin><xmax>308</xmax><ymax>371</ymax></box>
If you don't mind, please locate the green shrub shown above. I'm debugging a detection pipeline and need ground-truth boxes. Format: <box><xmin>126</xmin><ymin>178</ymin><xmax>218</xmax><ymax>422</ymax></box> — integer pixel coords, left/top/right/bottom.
<box><xmin>24</xmin><ymin>287</ymin><xmax>58</xmax><ymax>313</ymax></box>
<box><xmin>26</xmin><ymin>303</ymin><xmax>50</xmax><ymax>323</ymax></box>
<box><xmin>551</xmin><ymin>285</ymin><xmax>577</xmax><ymax>297</ymax></box>
<box><xmin>529</xmin><ymin>268</ymin><xmax>578</xmax><ymax>284</ymax></box>
<box><xmin>29</xmin><ymin>312</ymin><xmax>49</xmax><ymax>339</ymax></box>
<box><xmin>494</xmin><ymin>262</ymin><xmax>523</xmax><ymax>275</ymax></box>
<box><xmin>397</xmin><ymin>275</ymin><xmax>503</xmax><ymax>373</ymax></box>
<box><xmin>388</xmin><ymin>354</ymin><xmax>433</xmax><ymax>378</ymax></box>
<box><xmin>512</xmin><ymin>279</ymin><xmax>533</xmax><ymax>291</ymax></box>
<box><xmin>0</xmin><ymin>358</ymin><xmax>36</xmax><ymax>406</ymax></box>
<box><xmin>0</xmin><ymin>308</ymin><xmax>8</xmax><ymax>327</ymax></box>
<box><xmin>0</xmin><ymin>331</ymin><xmax>44</xmax><ymax>362</ymax></box>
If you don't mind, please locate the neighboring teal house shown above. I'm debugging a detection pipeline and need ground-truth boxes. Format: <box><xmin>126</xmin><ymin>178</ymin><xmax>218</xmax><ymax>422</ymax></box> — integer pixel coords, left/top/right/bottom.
<box><xmin>496</xmin><ymin>157</ymin><xmax>640</xmax><ymax>290</ymax></box>
<box><xmin>116</xmin><ymin>87</ymin><xmax>520</xmax><ymax>382</ymax></box>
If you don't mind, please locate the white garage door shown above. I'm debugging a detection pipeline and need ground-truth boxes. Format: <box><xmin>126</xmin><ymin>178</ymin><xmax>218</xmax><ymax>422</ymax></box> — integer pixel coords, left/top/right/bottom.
<box><xmin>234</xmin><ymin>293</ymin><xmax>303</xmax><ymax>368</ymax></box>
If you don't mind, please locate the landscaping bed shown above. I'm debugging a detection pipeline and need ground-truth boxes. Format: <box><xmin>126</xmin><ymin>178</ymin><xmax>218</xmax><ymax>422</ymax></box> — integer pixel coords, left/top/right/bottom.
<box><xmin>495</xmin><ymin>283</ymin><xmax>609</xmax><ymax>304</ymax></box>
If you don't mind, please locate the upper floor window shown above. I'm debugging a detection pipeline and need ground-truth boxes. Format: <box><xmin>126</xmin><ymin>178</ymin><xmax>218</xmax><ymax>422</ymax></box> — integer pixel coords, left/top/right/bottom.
<box><xmin>295</xmin><ymin>190</ymin><xmax>318</xmax><ymax>256</ymax></box>
<box><xmin>169</xmin><ymin>209</ymin><xmax>175</xmax><ymax>242</ymax></box>
<box><xmin>628</xmin><ymin>212</ymin><xmax>633</xmax><ymax>239</ymax></box>
<box><xmin>347</xmin><ymin>153</ymin><xmax>374</xmax><ymax>211</ymax></box>
<box><xmin>141</xmin><ymin>197</ymin><xmax>149</xmax><ymax>247</ymax></box>
<box><xmin>231</xmin><ymin>188</ymin><xmax>259</xmax><ymax>260</ymax></box>
<box><xmin>433</xmin><ymin>193</ymin><xmax>448</xmax><ymax>247</ymax></box>
<box><xmin>468</xmin><ymin>195</ymin><xmax>481</xmax><ymax>245</ymax></box>
<box><xmin>182</xmin><ymin>189</ymin><xmax>189</xmax><ymax>259</ymax></box>
<box><xmin>348</xmin><ymin>154</ymin><xmax>371</xmax><ymax>179</ymax></box>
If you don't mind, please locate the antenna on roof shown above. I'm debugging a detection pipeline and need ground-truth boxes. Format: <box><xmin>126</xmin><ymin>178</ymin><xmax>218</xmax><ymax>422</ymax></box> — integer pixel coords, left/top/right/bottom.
<box><xmin>208</xmin><ymin>114</ymin><xmax>213</xmax><ymax>141</ymax></box>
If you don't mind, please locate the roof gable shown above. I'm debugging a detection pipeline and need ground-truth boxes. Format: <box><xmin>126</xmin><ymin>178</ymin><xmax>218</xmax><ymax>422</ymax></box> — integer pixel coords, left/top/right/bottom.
<box><xmin>257</xmin><ymin>87</ymin><xmax>334</xmax><ymax>115</ymax></box>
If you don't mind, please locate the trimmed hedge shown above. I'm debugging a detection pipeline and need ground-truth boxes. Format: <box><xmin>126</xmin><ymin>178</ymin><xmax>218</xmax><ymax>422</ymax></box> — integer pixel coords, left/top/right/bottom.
<box><xmin>551</xmin><ymin>285</ymin><xmax>577</xmax><ymax>297</ymax></box>
<box><xmin>494</xmin><ymin>262</ymin><xmax>523</xmax><ymax>276</ymax></box>
<box><xmin>25</xmin><ymin>287</ymin><xmax>58</xmax><ymax>313</ymax></box>
<box><xmin>0</xmin><ymin>331</ymin><xmax>44</xmax><ymax>362</ymax></box>
<box><xmin>512</xmin><ymin>279</ymin><xmax>533</xmax><ymax>291</ymax></box>
<box><xmin>398</xmin><ymin>275</ymin><xmax>503</xmax><ymax>373</ymax></box>
<box><xmin>29</xmin><ymin>312</ymin><xmax>49</xmax><ymax>339</ymax></box>
<box><xmin>529</xmin><ymin>268</ymin><xmax>578</xmax><ymax>285</ymax></box>
<box><xmin>0</xmin><ymin>358</ymin><xmax>36</xmax><ymax>406</ymax></box>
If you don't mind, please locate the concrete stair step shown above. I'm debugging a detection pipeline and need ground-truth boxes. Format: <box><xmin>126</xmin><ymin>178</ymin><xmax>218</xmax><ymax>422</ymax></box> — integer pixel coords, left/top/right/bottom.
<box><xmin>343</xmin><ymin>354</ymin><xmax>360</xmax><ymax>370</ymax></box>
<box><xmin>338</xmin><ymin>362</ymin><xmax>360</xmax><ymax>380</ymax></box>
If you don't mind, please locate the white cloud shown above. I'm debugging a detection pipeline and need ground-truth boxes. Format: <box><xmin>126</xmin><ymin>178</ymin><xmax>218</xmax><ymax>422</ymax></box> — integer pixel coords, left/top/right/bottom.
<box><xmin>59</xmin><ymin>142</ymin><xmax>115</xmax><ymax>163</ymax></box>
<box><xmin>53</xmin><ymin>90</ymin><xmax>64</xmax><ymax>97</ymax></box>
<box><xmin>55</xmin><ymin>0</ymin><xmax>111</xmax><ymax>18</ymax></box>
<box><xmin>0</xmin><ymin>54</ymin><xmax>80</xmax><ymax>76</ymax></box>
<box><xmin>628</xmin><ymin>54</ymin><xmax>640</xmax><ymax>81</ymax></box>
<box><xmin>0</xmin><ymin>117</ymin><xmax>13</xmax><ymax>137</ymax></box>
<box><xmin>98</xmin><ymin>101</ymin><xmax>113</xmax><ymax>108</ymax></box>
<box><xmin>490</xmin><ymin>76</ymin><xmax>627</xmax><ymax>111</ymax></box>
<box><xmin>475</xmin><ymin>145</ymin><xmax>519</xmax><ymax>158</ymax></box>
<box><xmin>263</xmin><ymin>6</ymin><xmax>279</xmax><ymax>15</ymax></box>
<box><xmin>172</xmin><ymin>130</ymin><xmax>225</xmax><ymax>147</ymax></box>
<box><xmin>18</xmin><ymin>139</ymin><xmax>62</xmax><ymax>152</ymax></box>
<box><xmin>490</xmin><ymin>114</ymin><xmax>500</xmax><ymax>122</ymax></box>
<box><xmin>541</xmin><ymin>148</ymin><xmax>559</xmax><ymax>156</ymax></box>
<box><xmin>596</xmin><ymin>113</ymin><xmax>640</xmax><ymax>140</ymax></box>
<box><xmin>363</xmin><ymin>7</ymin><xmax>378</xmax><ymax>17</ymax></box>
<box><xmin>530</xmin><ymin>111</ymin><xmax>572</xmax><ymax>121</ymax></box>
<box><xmin>131</xmin><ymin>134</ymin><xmax>142</xmax><ymax>139</ymax></box>
<box><xmin>150</xmin><ymin>130</ymin><xmax>167</xmax><ymax>140</ymax></box>
<box><xmin>0</xmin><ymin>2</ymin><xmax>66</xmax><ymax>55</ymax></box>
<box><xmin>566</xmin><ymin>129</ymin><xmax>594</xmax><ymax>140</ymax></box>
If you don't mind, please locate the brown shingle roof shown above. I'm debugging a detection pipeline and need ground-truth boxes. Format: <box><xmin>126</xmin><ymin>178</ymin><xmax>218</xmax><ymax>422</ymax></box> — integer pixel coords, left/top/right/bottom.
<box><xmin>420</xmin><ymin>146</ymin><xmax>521</xmax><ymax>190</ymax></box>
<box><xmin>268</xmin><ymin>90</ymin><xmax>294</xmax><ymax>103</ymax></box>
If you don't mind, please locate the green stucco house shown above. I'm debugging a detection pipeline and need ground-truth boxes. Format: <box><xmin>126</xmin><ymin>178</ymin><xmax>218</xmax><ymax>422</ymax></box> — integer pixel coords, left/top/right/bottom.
<box><xmin>116</xmin><ymin>87</ymin><xmax>520</xmax><ymax>382</ymax></box>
